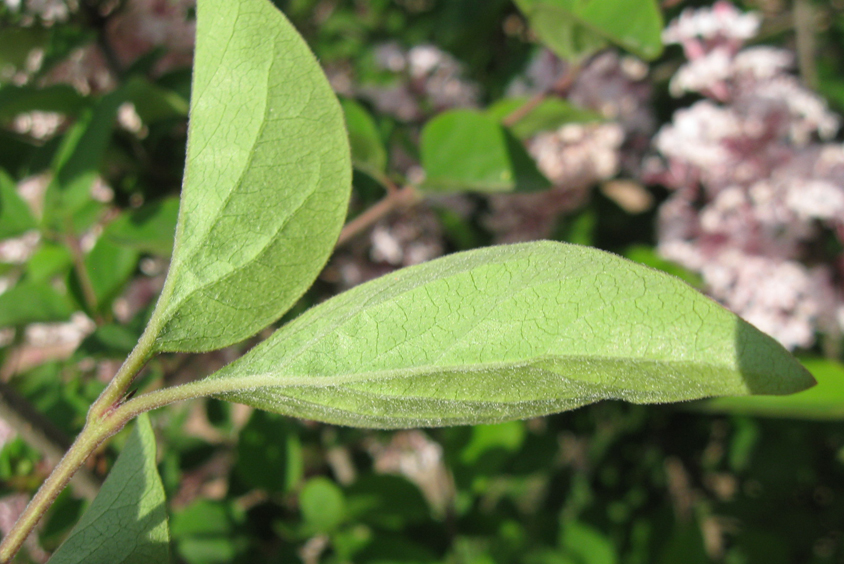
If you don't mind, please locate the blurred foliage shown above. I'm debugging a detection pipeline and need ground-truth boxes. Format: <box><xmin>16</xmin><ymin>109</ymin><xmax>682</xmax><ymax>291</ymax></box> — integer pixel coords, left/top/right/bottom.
<box><xmin>1</xmin><ymin>0</ymin><xmax>844</xmax><ymax>563</ymax></box>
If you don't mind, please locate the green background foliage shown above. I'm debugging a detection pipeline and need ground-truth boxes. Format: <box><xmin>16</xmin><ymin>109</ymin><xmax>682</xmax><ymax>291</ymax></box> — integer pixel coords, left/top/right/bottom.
<box><xmin>0</xmin><ymin>0</ymin><xmax>842</xmax><ymax>563</ymax></box>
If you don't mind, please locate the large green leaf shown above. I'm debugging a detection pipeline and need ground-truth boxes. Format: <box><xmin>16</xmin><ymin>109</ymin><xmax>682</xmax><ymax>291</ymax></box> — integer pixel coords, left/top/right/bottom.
<box><xmin>202</xmin><ymin>242</ymin><xmax>813</xmax><ymax>428</ymax></box>
<box><xmin>514</xmin><ymin>0</ymin><xmax>663</xmax><ymax>62</ymax></box>
<box><xmin>142</xmin><ymin>0</ymin><xmax>351</xmax><ymax>353</ymax></box>
<box><xmin>420</xmin><ymin>110</ymin><xmax>550</xmax><ymax>193</ymax></box>
<box><xmin>0</xmin><ymin>169</ymin><xmax>36</xmax><ymax>239</ymax></box>
<box><xmin>47</xmin><ymin>414</ymin><xmax>169</xmax><ymax>564</ymax></box>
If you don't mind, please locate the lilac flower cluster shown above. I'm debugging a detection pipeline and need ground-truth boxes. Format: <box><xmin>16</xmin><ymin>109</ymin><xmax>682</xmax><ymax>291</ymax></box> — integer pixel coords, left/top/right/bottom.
<box><xmin>647</xmin><ymin>1</ymin><xmax>844</xmax><ymax>349</ymax></box>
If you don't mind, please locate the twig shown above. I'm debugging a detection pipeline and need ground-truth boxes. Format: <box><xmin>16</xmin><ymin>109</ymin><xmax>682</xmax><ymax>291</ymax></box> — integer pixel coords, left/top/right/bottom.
<box><xmin>501</xmin><ymin>60</ymin><xmax>582</xmax><ymax>129</ymax></box>
<box><xmin>336</xmin><ymin>185</ymin><xmax>420</xmax><ymax>247</ymax></box>
<box><xmin>63</xmin><ymin>228</ymin><xmax>104</xmax><ymax>325</ymax></box>
<box><xmin>794</xmin><ymin>0</ymin><xmax>818</xmax><ymax>89</ymax></box>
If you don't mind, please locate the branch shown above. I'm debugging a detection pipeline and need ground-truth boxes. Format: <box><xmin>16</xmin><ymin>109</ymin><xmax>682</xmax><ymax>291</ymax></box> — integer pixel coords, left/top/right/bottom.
<box><xmin>336</xmin><ymin>185</ymin><xmax>420</xmax><ymax>248</ymax></box>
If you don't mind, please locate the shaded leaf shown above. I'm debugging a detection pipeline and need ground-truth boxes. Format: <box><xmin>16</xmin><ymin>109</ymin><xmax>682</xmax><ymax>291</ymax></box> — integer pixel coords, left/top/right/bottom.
<box><xmin>300</xmin><ymin>477</ymin><xmax>346</xmax><ymax>533</ymax></box>
<box><xmin>42</xmin><ymin>90</ymin><xmax>124</xmax><ymax>229</ymax></box>
<box><xmin>234</xmin><ymin>410</ymin><xmax>303</xmax><ymax>493</ymax></box>
<box><xmin>204</xmin><ymin>242</ymin><xmax>813</xmax><ymax>428</ymax></box>
<box><xmin>0</xmin><ymin>282</ymin><xmax>73</xmax><ymax>328</ymax></box>
<box><xmin>514</xmin><ymin>0</ymin><xmax>663</xmax><ymax>61</ymax></box>
<box><xmin>47</xmin><ymin>414</ymin><xmax>169</xmax><ymax>564</ymax></box>
<box><xmin>488</xmin><ymin>97</ymin><xmax>601</xmax><ymax>140</ymax></box>
<box><xmin>0</xmin><ymin>84</ymin><xmax>87</xmax><ymax>121</ymax></box>
<box><xmin>420</xmin><ymin>110</ymin><xmax>550</xmax><ymax>193</ymax></box>
<box><xmin>104</xmin><ymin>197</ymin><xmax>180</xmax><ymax>256</ymax></box>
<box><xmin>122</xmin><ymin>76</ymin><xmax>189</xmax><ymax>124</ymax></box>
<box><xmin>71</xmin><ymin>237</ymin><xmax>138</xmax><ymax>313</ymax></box>
<box><xmin>26</xmin><ymin>242</ymin><xmax>74</xmax><ymax>283</ymax></box>
<box><xmin>0</xmin><ymin>169</ymin><xmax>36</xmax><ymax>239</ymax></box>
<box><xmin>341</xmin><ymin>97</ymin><xmax>387</xmax><ymax>176</ymax></box>
<box><xmin>143</xmin><ymin>0</ymin><xmax>351</xmax><ymax>353</ymax></box>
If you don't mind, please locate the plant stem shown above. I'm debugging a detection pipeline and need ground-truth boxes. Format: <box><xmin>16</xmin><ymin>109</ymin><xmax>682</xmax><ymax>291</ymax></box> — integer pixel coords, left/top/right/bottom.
<box><xmin>64</xmin><ymin>229</ymin><xmax>104</xmax><ymax>325</ymax></box>
<box><xmin>0</xmin><ymin>422</ymin><xmax>115</xmax><ymax>563</ymax></box>
<box><xmin>0</xmin><ymin>331</ymin><xmax>157</xmax><ymax>562</ymax></box>
<box><xmin>336</xmin><ymin>185</ymin><xmax>420</xmax><ymax>247</ymax></box>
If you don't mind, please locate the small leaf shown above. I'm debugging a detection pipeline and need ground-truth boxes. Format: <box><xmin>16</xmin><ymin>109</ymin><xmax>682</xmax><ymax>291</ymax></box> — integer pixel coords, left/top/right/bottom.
<box><xmin>203</xmin><ymin>242</ymin><xmax>813</xmax><ymax>428</ymax></box>
<box><xmin>26</xmin><ymin>242</ymin><xmax>74</xmax><ymax>283</ymax></box>
<box><xmin>0</xmin><ymin>282</ymin><xmax>73</xmax><ymax>328</ymax></box>
<box><xmin>47</xmin><ymin>413</ymin><xmax>170</xmax><ymax>564</ymax></box>
<box><xmin>0</xmin><ymin>84</ymin><xmax>87</xmax><ymax>121</ymax></box>
<box><xmin>0</xmin><ymin>169</ymin><xmax>36</xmax><ymax>240</ymax></box>
<box><xmin>234</xmin><ymin>410</ymin><xmax>303</xmax><ymax>493</ymax></box>
<box><xmin>122</xmin><ymin>76</ymin><xmax>189</xmax><ymax>124</ymax></box>
<box><xmin>300</xmin><ymin>477</ymin><xmax>346</xmax><ymax>533</ymax></box>
<box><xmin>514</xmin><ymin>0</ymin><xmax>663</xmax><ymax>62</ymax></box>
<box><xmin>420</xmin><ymin>109</ymin><xmax>550</xmax><ymax>193</ymax></box>
<box><xmin>143</xmin><ymin>0</ymin><xmax>351</xmax><ymax>353</ymax></box>
<box><xmin>42</xmin><ymin>90</ymin><xmax>124</xmax><ymax>229</ymax></box>
<box><xmin>488</xmin><ymin>97</ymin><xmax>601</xmax><ymax>140</ymax></box>
<box><xmin>341</xmin><ymin>97</ymin><xmax>387</xmax><ymax>176</ymax></box>
<box><xmin>70</xmin><ymin>237</ymin><xmax>139</xmax><ymax>313</ymax></box>
<box><xmin>104</xmin><ymin>197</ymin><xmax>180</xmax><ymax>256</ymax></box>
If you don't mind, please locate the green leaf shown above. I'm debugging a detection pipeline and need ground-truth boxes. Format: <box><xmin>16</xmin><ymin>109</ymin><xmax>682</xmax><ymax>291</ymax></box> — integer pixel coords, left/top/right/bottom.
<box><xmin>488</xmin><ymin>97</ymin><xmax>601</xmax><ymax>140</ymax></box>
<box><xmin>341</xmin><ymin>97</ymin><xmax>387</xmax><ymax>176</ymax></box>
<box><xmin>42</xmin><ymin>90</ymin><xmax>124</xmax><ymax>229</ymax></box>
<box><xmin>47</xmin><ymin>414</ymin><xmax>169</xmax><ymax>564</ymax></box>
<box><xmin>71</xmin><ymin>237</ymin><xmax>139</xmax><ymax>313</ymax></box>
<box><xmin>514</xmin><ymin>0</ymin><xmax>663</xmax><ymax>62</ymax></box>
<box><xmin>122</xmin><ymin>76</ymin><xmax>189</xmax><ymax>124</ymax></box>
<box><xmin>204</xmin><ymin>242</ymin><xmax>814</xmax><ymax>428</ymax></box>
<box><xmin>143</xmin><ymin>0</ymin><xmax>351</xmax><ymax>353</ymax></box>
<box><xmin>0</xmin><ymin>282</ymin><xmax>73</xmax><ymax>328</ymax></box>
<box><xmin>0</xmin><ymin>84</ymin><xmax>87</xmax><ymax>121</ymax></box>
<box><xmin>300</xmin><ymin>477</ymin><xmax>346</xmax><ymax>533</ymax></box>
<box><xmin>104</xmin><ymin>197</ymin><xmax>180</xmax><ymax>256</ymax></box>
<box><xmin>26</xmin><ymin>242</ymin><xmax>74</xmax><ymax>282</ymax></box>
<box><xmin>420</xmin><ymin>110</ymin><xmax>550</xmax><ymax>193</ymax></box>
<box><xmin>234</xmin><ymin>410</ymin><xmax>303</xmax><ymax>493</ymax></box>
<box><xmin>560</xmin><ymin>522</ymin><xmax>617</xmax><ymax>564</ymax></box>
<box><xmin>0</xmin><ymin>169</ymin><xmax>36</xmax><ymax>239</ymax></box>
<box><xmin>697</xmin><ymin>358</ymin><xmax>844</xmax><ymax>419</ymax></box>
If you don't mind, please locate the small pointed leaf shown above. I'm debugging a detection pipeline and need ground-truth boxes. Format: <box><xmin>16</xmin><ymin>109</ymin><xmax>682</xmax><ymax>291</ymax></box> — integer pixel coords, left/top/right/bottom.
<box><xmin>47</xmin><ymin>414</ymin><xmax>169</xmax><ymax>564</ymax></box>
<box><xmin>144</xmin><ymin>0</ymin><xmax>351</xmax><ymax>353</ymax></box>
<box><xmin>202</xmin><ymin>242</ymin><xmax>814</xmax><ymax>428</ymax></box>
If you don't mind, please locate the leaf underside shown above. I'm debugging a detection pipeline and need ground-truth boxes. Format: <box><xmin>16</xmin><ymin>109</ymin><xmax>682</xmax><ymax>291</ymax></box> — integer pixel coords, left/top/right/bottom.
<box><xmin>145</xmin><ymin>0</ymin><xmax>351</xmax><ymax>353</ymax></box>
<box><xmin>202</xmin><ymin>241</ymin><xmax>814</xmax><ymax>428</ymax></box>
<box><xmin>47</xmin><ymin>414</ymin><xmax>169</xmax><ymax>564</ymax></box>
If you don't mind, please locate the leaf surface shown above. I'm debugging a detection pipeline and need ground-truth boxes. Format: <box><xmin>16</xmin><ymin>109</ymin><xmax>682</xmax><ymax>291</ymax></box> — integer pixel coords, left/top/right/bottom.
<box><xmin>420</xmin><ymin>110</ymin><xmax>549</xmax><ymax>193</ymax></box>
<box><xmin>697</xmin><ymin>358</ymin><xmax>844</xmax><ymax>419</ymax></box>
<box><xmin>514</xmin><ymin>0</ymin><xmax>663</xmax><ymax>61</ymax></box>
<box><xmin>203</xmin><ymin>242</ymin><xmax>814</xmax><ymax>428</ymax></box>
<box><xmin>0</xmin><ymin>282</ymin><xmax>73</xmax><ymax>328</ymax></box>
<box><xmin>341</xmin><ymin>98</ymin><xmax>387</xmax><ymax>177</ymax></box>
<box><xmin>144</xmin><ymin>0</ymin><xmax>351</xmax><ymax>352</ymax></box>
<box><xmin>104</xmin><ymin>197</ymin><xmax>180</xmax><ymax>256</ymax></box>
<box><xmin>0</xmin><ymin>169</ymin><xmax>36</xmax><ymax>239</ymax></box>
<box><xmin>47</xmin><ymin>414</ymin><xmax>169</xmax><ymax>564</ymax></box>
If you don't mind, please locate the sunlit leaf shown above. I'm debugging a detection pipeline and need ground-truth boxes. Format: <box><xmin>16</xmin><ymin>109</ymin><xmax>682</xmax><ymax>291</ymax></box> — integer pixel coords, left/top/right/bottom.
<box><xmin>47</xmin><ymin>414</ymin><xmax>169</xmax><ymax>564</ymax></box>
<box><xmin>420</xmin><ymin>110</ymin><xmax>549</xmax><ymax>193</ymax></box>
<box><xmin>697</xmin><ymin>357</ymin><xmax>844</xmax><ymax>419</ymax></box>
<box><xmin>203</xmin><ymin>242</ymin><xmax>813</xmax><ymax>428</ymax></box>
<box><xmin>514</xmin><ymin>0</ymin><xmax>663</xmax><ymax>62</ymax></box>
<box><xmin>143</xmin><ymin>0</ymin><xmax>351</xmax><ymax>353</ymax></box>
